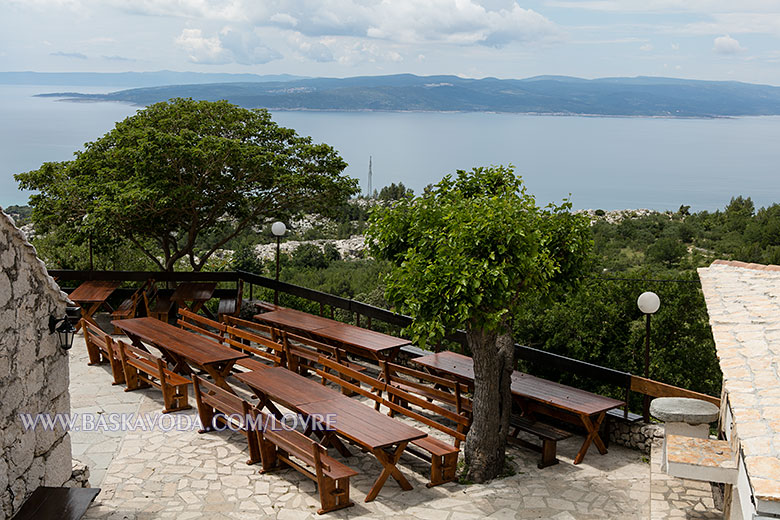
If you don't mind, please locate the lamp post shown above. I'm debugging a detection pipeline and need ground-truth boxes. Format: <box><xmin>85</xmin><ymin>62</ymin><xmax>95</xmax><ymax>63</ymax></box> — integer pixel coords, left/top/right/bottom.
<box><xmin>637</xmin><ymin>291</ymin><xmax>660</xmax><ymax>421</ymax></box>
<box><xmin>271</xmin><ymin>221</ymin><xmax>286</xmax><ymax>305</ymax></box>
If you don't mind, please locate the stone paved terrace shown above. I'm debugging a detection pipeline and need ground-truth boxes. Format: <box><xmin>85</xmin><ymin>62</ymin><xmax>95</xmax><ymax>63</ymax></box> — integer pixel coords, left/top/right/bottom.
<box><xmin>699</xmin><ymin>260</ymin><xmax>780</xmax><ymax>511</ymax></box>
<box><xmin>64</xmin><ymin>332</ymin><xmax>719</xmax><ymax>519</ymax></box>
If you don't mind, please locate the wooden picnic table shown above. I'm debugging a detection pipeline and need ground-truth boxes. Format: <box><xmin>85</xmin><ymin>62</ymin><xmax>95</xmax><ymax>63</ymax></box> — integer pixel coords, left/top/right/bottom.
<box><xmin>253</xmin><ymin>308</ymin><xmax>411</xmax><ymax>362</ymax></box>
<box><xmin>68</xmin><ymin>280</ymin><xmax>121</xmax><ymax>331</ymax></box>
<box><xmin>112</xmin><ymin>317</ymin><xmax>246</xmax><ymax>393</ymax></box>
<box><xmin>236</xmin><ymin>367</ymin><xmax>426</xmax><ymax>502</ymax></box>
<box><xmin>170</xmin><ymin>282</ymin><xmax>217</xmax><ymax>315</ymax></box>
<box><xmin>413</xmin><ymin>350</ymin><xmax>624</xmax><ymax>465</ymax></box>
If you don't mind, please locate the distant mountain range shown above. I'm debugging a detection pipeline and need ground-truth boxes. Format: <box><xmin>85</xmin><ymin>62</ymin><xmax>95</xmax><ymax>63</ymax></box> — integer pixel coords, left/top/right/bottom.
<box><xmin>0</xmin><ymin>70</ymin><xmax>305</xmax><ymax>87</ymax></box>
<box><xmin>20</xmin><ymin>72</ymin><xmax>780</xmax><ymax>117</ymax></box>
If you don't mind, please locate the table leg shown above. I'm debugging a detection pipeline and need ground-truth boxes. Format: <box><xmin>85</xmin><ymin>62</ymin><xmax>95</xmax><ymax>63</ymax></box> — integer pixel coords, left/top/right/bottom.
<box><xmin>317</xmin><ymin>430</ymin><xmax>352</xmax><ymax>458</ymax></box>
<box><xmin>201</xmin><ymin>362</ymin><xmax>238</xmax><ymax>394</ymax></box>
<box><xmin>365</xmin><ymin>441</ymin><xmax>412</xmax><ymax>502</ymax></box>
<box><xmin>252</xmin><ymin>394</ymin><xmax>284</xmax><ymax>420</ymax></box>
<box><xmin>573</xmin><ymin>412</ymin><xmax>608</xmax><ymax>465</ymax></box>
<box><xmin>74</xmin><ymin>302</ymin><xmax>102</xmax><ymax>331</ymax></box>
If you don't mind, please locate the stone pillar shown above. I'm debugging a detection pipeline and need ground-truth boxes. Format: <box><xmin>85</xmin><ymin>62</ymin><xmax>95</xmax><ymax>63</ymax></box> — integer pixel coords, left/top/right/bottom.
<box><xmin>0</xmin><ymin>209</ymin><xmax>75</xmax><ymax>520</ymax></box>
<box><xmin>650</xmin><ymin>397</ymin><xmax>720</xmax><ymax>472</ymax></box>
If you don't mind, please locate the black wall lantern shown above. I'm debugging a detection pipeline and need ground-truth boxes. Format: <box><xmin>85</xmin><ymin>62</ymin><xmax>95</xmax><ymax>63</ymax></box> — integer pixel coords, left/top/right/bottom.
<box><xmin>49</xmin><ymin>314</ymin><xmax>76</xmax><ymax>350</ymax></box>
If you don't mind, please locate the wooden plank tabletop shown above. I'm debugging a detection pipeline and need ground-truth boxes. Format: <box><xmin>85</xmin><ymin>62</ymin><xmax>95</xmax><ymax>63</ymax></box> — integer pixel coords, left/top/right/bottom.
<box><xmin>68</xmin><ymin>280</ymin><xmax>121</xmax><ymax>303</ymax></box>
<box><xmin>254</xmin><ymin>308</ymin><xmax>334</xmax><ymax>332</ymax></box>
<box><xmin>254</xmin><ymin>308</ymin><xmax>410</xmax><ymax>357</ymax></box>
<box><xmin>112</xmin><ymin>317</ymin><xmax>246</xmax><ymax>366</ymax></box>
<box><xmin>237</xmin><ymin>367</ymin><xmax>425</xmax><ymax>450</ymax></box>
<box><xmin>316</xmin><ymin>323</ymin><xmax>411</xmax><ymax>352</ymax></box>
<box><xmin>298</xmin><ymin>397</ymin><xmax>426</xmax><ymax>450</ymax></box>
<box><xmin>170</xmin><ymin>282</ymin><xmax>217</xmax><ymax>304</ymax></box>
<box><xmin>413</xmin><ymin>351</ymin><xmax>624</xmax><ymax>416</ymax></box>
<box><xmin>511</xmin><ymin>372</ymin><xmax>624</xmax><ymax>416</ymax></box>
<box><xmin>413</xmin><ymin>350</ymin><xmax>475</xmax><ymax>381</ymax></box>
<box><xmin>236</xmin><ymin>367</ymin><xmax>345</xmax><ymax>408</ymax></box>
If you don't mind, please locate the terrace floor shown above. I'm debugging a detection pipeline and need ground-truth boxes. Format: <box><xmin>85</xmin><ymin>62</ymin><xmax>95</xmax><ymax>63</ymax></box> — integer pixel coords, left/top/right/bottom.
<box><xmin>66</xmin><ymin>333</ymin><xmax>720</xmax><ymax>519</ymax></box>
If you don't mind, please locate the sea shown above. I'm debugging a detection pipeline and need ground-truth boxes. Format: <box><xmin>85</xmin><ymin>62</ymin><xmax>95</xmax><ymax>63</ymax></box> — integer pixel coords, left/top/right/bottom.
<box><xmin>2</xmin><ymin>83</ymin><xmax>780</xmax><ymax>212</ymax></box>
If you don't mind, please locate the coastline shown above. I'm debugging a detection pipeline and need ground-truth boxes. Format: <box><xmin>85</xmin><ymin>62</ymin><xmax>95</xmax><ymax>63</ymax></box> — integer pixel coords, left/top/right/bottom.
<box><xmin>34</xmin><ymin>93</ymin><xmax>738</xmax><ymax>120</ymax></box>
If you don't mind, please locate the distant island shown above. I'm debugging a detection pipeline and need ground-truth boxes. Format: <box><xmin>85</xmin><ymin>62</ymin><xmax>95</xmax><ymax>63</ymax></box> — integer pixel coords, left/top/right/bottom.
<box><xmin>22</xmin><ymin>72</ymin><xmax>780</xmax><ymax>118</ymax></box>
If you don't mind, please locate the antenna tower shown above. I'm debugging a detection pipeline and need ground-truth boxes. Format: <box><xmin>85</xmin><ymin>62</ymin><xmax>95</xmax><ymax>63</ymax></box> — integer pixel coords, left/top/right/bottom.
<box><xmin>368</xmin><ymin>156</ymin><xmax>373</xmax><ymax>198</ymax></box>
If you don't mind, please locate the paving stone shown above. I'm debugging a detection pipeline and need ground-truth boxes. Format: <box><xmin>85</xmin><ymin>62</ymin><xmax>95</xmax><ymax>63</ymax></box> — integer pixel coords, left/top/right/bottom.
<box><xmin>62</xmin><ymin>334</ymin><xmax>722</xmax><ymax>520</ymax></box>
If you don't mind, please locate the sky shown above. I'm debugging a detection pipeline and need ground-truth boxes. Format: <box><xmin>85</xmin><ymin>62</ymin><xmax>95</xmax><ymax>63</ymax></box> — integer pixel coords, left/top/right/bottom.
<box><xmin>2</xmin><ymin>0</ymin><xmax>780</xmax><ymax>84</ymax></box>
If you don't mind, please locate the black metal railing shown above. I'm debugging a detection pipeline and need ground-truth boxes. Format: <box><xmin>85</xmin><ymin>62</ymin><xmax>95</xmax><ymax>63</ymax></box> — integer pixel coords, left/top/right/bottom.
<box><xmin>50</xmin><ymin>268</ymin><xmax>637</xmax><ymax>411</ymax></box>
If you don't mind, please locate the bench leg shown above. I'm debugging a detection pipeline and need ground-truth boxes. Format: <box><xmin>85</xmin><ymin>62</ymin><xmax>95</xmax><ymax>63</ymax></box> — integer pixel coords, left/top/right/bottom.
<box><xmin>538</xmin><ymin>439</ymin><xmax>559</xmax><ymax>469</ymax></box>
<box><xmin>108</xmin><ymin>355</ymin><xmax>126</xmax><ymax>386</ymax></box>
<box><xmin>245</xmin><ymin>428</ymin><xmax>261</xmax><ymax>465</ymax></box>
<box><xmin>161</xmin><ymin>383</ymin><xmax>191</xmax><ymax>414</ymax></box>
<box><xmin>123</xmin><ymin>366</ymin><xmax>151</xmax><ymax>392</ymax></box>
<box><xmin>427</xmin><ymin>451</ymin><xmax>458</xmax><ymax>487</ymax></box>
<box><xmin>85</xmin><ymin>341</ymin><xmax>103</xmax><ymax>366</ymax></box>
<box><xmin>196</xmin><ymin>404</ymin><xmax>216</xmax><ymax>433</ymax></box>
<box><xmin>256</xmin><ymin>433</ymin><xmax>280</xmax><ymax>472</ymax></box>
<box><xmin>317</xmin><ymin>476</ymin><xmax>354</xmax><ymax>514</ymax></box>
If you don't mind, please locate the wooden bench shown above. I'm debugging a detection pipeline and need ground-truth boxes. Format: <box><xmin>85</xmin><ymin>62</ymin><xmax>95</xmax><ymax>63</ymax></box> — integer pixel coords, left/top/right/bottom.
<box><xmin>117</xmin><ymin>340</ymin><xmax>191</xmax><ymax>413</ymax></box>
<box><xmin>192</xmin><ymin>375</ymin><xmax>261</xmax><ymax>465</ymax></box>
<box><xmin>223</xmin><ymin>324</ymin><xmax>286</xmax><ymax>372</ymax></box>
<box><xmin>254</xmin><ymin>300</ymin><xmax>283</xmax><ymax>313</ymax></box>
<box><xmin>217</xmin><ymin>279</ymin><xmax>243</xmax><ymax>321</ymax></box>
<box><xmin>143</xmin><ymin>283</ymin><xmax>174</xmax><ymax>322</ymax></box>
<box><xmin>283</xmin><ymin>331</ymin><xmax>365</xmax><ymax>378</ymax></box>
<box><xmin>316</xmin><ymin>356</ymin><xmax>387</xmax><ymax>407</ymax></box>
<box><xmin>508</xmin><ymin>414</ymin><xmax>573</xmax><ymax>468</ymax></box>
<box><xmin>81</xmin><ymin>319</ymin><xmax>124</xmax><ymax>385</ymax></box>
<box><xmin>318</xmin><ymin>357</ymin><xmax>461</xmax><ymax>487</ymax></box>
<box><xmin>10</xmin><ymin>487</ymin><xmax>100</xmax><ymax>520</ymax></box>
<box><xmin>223</xmin><ymin>315</ymin><xmax>279</xmax><ymax>340</ymax></box>
<box><xmin>177</xmin><ymin>308</ymin><xmax>227</xmax><ymax>343</ymax></box>
<box><xmin>380</xmin><ymin>373</ymin><xmax>467</xmax><ymax>487</ymax></box>
<box><xmin>111</xmin><ymin>278</ymin><xmax>153</xmax><ymax>333</ymax></box>
<box><xmin>382</xmin><ymin>361</ymin><xmax>472</xmax><ymax>417</ymax></box>
<box><xmin>254</xmin><ymin>409</ymin><xmax>357</xmax><ymax>514</ymax></box>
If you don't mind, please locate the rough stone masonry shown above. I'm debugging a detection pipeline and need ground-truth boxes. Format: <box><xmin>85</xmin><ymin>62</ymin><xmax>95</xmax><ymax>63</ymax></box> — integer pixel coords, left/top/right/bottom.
<box><xmin>0</xmin><ymin>208</ymin><xmax>78</xmax><ymax>520</ymax></box>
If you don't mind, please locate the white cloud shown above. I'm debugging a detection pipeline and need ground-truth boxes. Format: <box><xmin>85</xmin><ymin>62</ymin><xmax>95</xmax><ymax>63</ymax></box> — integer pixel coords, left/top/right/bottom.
<box><xmin>175</xmin><ymin>27</ymin><xmax>280</xmax><ymax>64</ymax></box>
<box><xmin>545</xmin><ymin>1</ymin><xmax>780</xmax><ymax>14</ymax></box>
<box><xmin>287</xmin><ymin>33</ymin><xmax>334</xmax><ymax>62</ymax></box>
<box><xmin>94</xmin><ymin>0</ymin><xmax>560</xmax><ymax>47</ymax></box>
<box><xmin>219</xmin><ymin>27</ymin><xmax>282</xmax><ymax>64</ymax></box>
<box><xmin>640</xmin><ymin>43</ymin><xmax>653</xmax><ymax>51</ymax></box>
<box><xmin>713</xmin><ymin>34</ymin><xmax>745</xmax><ymax>54</ymax></box>
<box><xmin>50</xmin><ymin>50</ymin><xmax>88</xmax><ymax>59</ymax></box>
<box><xmin>364</xmin><ymin>1</ymin><xmax>558</xmax><ymax>46</ymax></box>
<box><xmin>682</xmin><ymin>13</ymin><xmax>780</xmax><ymax>35</ymax></box>
<box><xmin>270</xmin><ymin>12</ymin><xmax>298</xmax><ymax>27</ymax></box>
<box><xmin>175</xmin><ymin>28</ymin><xmax>230</xmax><ymax>64</ymax></box>
<box><xmin>103</xmin><ymin>55</ymin><xmax>136</xmax><ymax>61</ymax></box>
<box><xmin>670</xmin><ymin>42</ymin><xmax>679</xmax><ymax>50</ymax></box>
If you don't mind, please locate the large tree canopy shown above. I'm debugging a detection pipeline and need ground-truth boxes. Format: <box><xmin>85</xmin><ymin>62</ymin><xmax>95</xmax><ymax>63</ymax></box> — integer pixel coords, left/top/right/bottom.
<box><xmin>367</xmin><ymin>165</ymin><xmax>592</xmax><ymax>482</ymax></box>
<box><xmin>16</xmin><ymin>98</ymin><xmax>358</xmax><ymax>271</ymax></box>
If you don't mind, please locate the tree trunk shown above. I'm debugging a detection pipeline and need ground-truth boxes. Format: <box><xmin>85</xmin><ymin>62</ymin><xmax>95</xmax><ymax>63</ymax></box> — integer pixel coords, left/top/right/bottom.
<box><xmin>464</xmin><ymin>327</ymin><xmax>514</xmax><ymax>483</ymax></box>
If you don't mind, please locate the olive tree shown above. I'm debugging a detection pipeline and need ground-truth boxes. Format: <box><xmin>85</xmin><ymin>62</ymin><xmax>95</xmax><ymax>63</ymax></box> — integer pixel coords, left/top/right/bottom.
<box><xmin>16</xmin><ymin>98</ymin><xmax>358</xmax><ymax>271</ymax></box>
<box><xmin>366</xmin><ymin>166</ymin><xmax>591</xmax><ymax>482</ymax></box>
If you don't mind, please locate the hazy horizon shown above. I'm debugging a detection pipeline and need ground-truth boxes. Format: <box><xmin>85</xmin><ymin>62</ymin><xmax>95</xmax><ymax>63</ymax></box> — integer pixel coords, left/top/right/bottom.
<box><xmin>3</xmin><ymin>1</ymin><xmax>780</xmax><ymax>84</ymax></box>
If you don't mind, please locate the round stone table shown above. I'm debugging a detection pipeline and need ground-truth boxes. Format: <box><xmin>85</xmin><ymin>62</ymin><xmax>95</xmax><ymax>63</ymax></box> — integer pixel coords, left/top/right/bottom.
<box><xmin>650</xmin><ymin>397</ymin><xmax>720</xmax><ymax>471</ymax></box>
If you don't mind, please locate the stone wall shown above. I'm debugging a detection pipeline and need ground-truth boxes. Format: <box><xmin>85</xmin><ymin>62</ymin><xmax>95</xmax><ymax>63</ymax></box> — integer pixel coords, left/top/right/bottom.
<box><xmin>0</xmin><ymin>209</ymin><xmax>74</xmax><ymax>520</ymax></box>
<box><xmin>608</xmin><ymin>420</ymin><xmax>664</xmax><ymax>454</ymax></box>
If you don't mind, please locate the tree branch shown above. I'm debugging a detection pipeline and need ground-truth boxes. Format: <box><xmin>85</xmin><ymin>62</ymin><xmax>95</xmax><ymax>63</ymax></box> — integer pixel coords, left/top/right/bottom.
<box><xmin>126</xmin><ymin>234</ymin><xmax>165</xmax><ymax>271</ymax></box>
